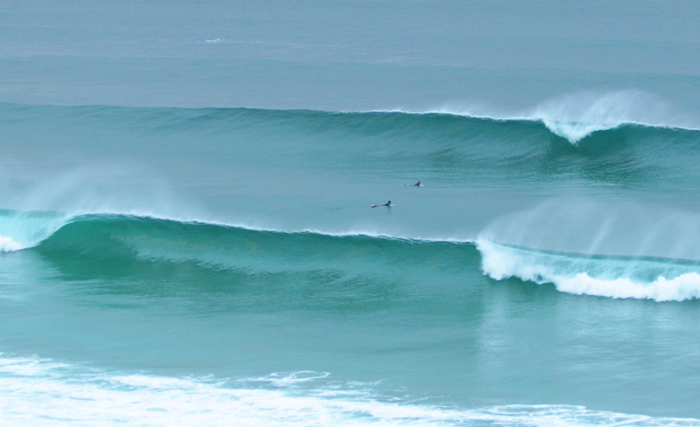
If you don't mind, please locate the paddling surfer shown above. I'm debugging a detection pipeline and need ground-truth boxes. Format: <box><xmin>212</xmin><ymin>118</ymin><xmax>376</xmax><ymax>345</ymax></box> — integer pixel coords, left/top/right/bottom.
<box><xmin>371</xmin><ymin>201</ymin><xmax>392</xmax><ymax>208</ymax></box>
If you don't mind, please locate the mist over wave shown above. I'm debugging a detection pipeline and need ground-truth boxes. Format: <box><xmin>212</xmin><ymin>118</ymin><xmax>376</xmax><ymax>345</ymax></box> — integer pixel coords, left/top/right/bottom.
<box><xmin>475</xmin><ymin>198</ymin><xmax>700</xmax><ymax>301</ymax></box>
<box><xmin>530</xmin><ymin>91</ymin><xmax>695</xmax><ymax>144</ymax></box>
<box><xmin>6</xmin><ymin>164</ymin><xmax>202</xmax><ymax>219</ymax></box>
<box><xmin>477</xmin><ymin>240</ymin><xmax>700</xmax><ymax>302</ymax></box>
<box><xmin>398</xmin><ymin>90</ymin><xmax>700</xmax><ymax>144</ymax></box>
<box><xmin>0</xmin><ymin>163</ymin><xmax>215</xmax><ymax>251</ymax></box>
<box><xmin>480</xmin><ymin>199</ymin><xmax>700</xmax><ymax>260</ymax></box>
<box><xmin>6</xmin><ymin>205</ymin><xmax>700</xmax><ymax>302</ymax></box>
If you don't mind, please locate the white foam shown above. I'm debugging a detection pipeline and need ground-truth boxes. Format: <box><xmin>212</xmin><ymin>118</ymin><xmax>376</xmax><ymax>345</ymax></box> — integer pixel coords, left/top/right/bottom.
<box><xmin>0</xmin><ymin>235</ymin><xmax>22</xmax><ymax>252</ymax></box>
<box><xmin>240</xmin><ymin>371</ymin><xmax>331</xmax><ymax>387</ymax></box>
<box><xmin>539</xmin><ymin>119</ymin><xmax>619</xmax><ymax>144</ymax></box>
<box><xmin>477</xmin><ymin>239</ymin><xmax>700</xmax><ymax>302</ymax></box>
<box><xmin>0</xmin><ymin>353</ymin><xmax>696</xmax><ymax>427</ymax></box>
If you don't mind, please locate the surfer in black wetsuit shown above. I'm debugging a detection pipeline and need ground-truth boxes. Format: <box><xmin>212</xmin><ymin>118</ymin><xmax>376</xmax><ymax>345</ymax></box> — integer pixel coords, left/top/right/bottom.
<box><xmin>371</xmin><ymin>201</ymin><xmax>392</xmax><ymax>208</ymax></box>
<box><xmin>413</xmin><ymin>181</ymin><xmax>421</xmax><ymax>187</ymax></box>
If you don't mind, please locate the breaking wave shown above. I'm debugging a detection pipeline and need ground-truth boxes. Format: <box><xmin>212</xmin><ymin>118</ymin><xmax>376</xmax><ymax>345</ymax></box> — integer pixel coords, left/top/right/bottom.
<box><xmin>391</xmin><ymin>90</ymin><xmax>700</xmax><ymax>144</ymax></box>
<box><xmin>477</xmin><ymin>239</ymin><xmax>700</xmax><ymax>302</ymax></box>
<box><xmin>4</xmin><ymin>208</ymin><xmax>700</xmax><ymax>302</ymax></box>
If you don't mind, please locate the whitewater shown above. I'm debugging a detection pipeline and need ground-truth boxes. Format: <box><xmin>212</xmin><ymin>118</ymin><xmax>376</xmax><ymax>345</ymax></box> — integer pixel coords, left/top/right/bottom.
<box><xmin>6</xmin><ymin>354</ymin><xmax>700</xmax><ymax>427</ymax></box>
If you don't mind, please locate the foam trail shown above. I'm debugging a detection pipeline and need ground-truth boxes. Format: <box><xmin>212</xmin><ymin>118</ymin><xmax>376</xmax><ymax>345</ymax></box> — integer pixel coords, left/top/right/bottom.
<box><xmin>477</xmin><ymin>239</ymin><xmax>700</xmax><ymax>302</ymax></box>
<box><xmin>0</xmin><ymin>235</ymin><xmax>22</xmax><ymax>252</ymax></box>
<box><xmin>0</xmin><ymin>353</ymin><xmax>697</xmax><ymax>426</ymax></box>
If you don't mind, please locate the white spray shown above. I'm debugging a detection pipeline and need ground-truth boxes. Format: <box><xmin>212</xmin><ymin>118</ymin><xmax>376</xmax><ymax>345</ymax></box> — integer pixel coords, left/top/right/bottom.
<box><xmin>477</xmin><ymin>198</ymin><xmax>700</xmax><ymax>301</ymax></box>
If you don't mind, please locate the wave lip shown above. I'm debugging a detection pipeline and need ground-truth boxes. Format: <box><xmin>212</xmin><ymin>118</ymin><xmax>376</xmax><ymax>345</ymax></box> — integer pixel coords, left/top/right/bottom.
<box><xmin>538</xmin><ymin>119</ymin><xmax>622</xmax><ymax>144</ymax></box>
<box><xmin>0</xmin><ymin>210</ymin><xmax>75</xmax><ymax>253</ymax></box>
<box><xmin>477</xmin><ymin>239</ymin><xmax>700</xmax><ymax>302</ymax></box>
<box><xmin>390</xmin><ymin>90</ymin><xmax>700</xmax><ymax>144</ymax></box>
<box><xmin>528</xmin><ymin>90</ymin><xmax>672</xmax><ymax>144</ymax></box>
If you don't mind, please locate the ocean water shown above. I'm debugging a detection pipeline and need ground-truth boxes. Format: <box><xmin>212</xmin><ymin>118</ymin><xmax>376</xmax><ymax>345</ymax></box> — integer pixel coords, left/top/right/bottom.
<box><xmin>2</xmin><ymin>1</ymin><xmax>700</xmax><ymax>425</ymax></box>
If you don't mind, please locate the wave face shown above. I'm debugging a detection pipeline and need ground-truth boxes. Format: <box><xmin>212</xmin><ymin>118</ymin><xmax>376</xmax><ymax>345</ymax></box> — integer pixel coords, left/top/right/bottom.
<box><xmin>5</xmin><ymin>209</ymin><xmax>700</xmax><ymax>304</ymax></box>
<box><xmin>31</xmin><ymin>213</ymin><xmax>479</xmax><ymax>288</ymax></box>
<box><xmin>3</xmin><ymin>211</ymin><xmax>481</xmax><ymax>300</ymax></box>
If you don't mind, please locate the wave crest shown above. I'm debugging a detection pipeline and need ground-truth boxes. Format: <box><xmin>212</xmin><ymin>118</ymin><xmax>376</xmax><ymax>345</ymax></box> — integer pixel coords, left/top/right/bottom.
<box><xmin>400</xmin><ymin>90</ymin><xmax>699</xmax><ymax>144</ymax></box>
<box><xmin>477</xmin><ymin>239</ymin><xmax>700</xmax><ymax>302</ymax></box>
<box><xmin>7</xmin><ymin>208</ymin><xmax>700</xmax><ymax>303</ymax></box>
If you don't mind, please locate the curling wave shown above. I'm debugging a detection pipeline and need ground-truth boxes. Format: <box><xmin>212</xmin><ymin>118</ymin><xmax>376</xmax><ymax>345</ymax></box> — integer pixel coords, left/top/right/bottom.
<box><xmin>395</xmin><ymin>90</ymin><xmax>700</xmax><ymax>144</ymax></box>
<box><xmin>0</xmin><ymin>209</ymin><xmax>479</xmax><ymax>276</ymax></box>
<box><xmin>5</xmin><ymin>209</ymin><xmax>700</xmax><ymax>302</ymax></box>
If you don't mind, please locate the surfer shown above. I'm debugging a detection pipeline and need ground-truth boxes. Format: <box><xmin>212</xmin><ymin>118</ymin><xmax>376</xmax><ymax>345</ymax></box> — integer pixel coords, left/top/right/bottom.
<box><xmin>413</xmin><ymin>181</ymin><xmax>421</xmax><ymax>187</ymax></box>
<box><xmin>370</xmin><ymin>201</ymin><xmax>392</xmax><ymax>208</ymax></box>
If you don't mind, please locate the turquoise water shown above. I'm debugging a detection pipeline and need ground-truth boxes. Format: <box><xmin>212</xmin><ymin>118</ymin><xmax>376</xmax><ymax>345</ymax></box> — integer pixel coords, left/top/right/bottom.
<box><xmin>2</xmin><ymin>1</ymin><xmax>700</xmax><ymax>425</ymax></box>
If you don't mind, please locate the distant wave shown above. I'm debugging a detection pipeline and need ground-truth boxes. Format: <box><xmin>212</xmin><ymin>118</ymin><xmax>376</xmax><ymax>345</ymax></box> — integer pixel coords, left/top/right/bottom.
<box><xmin>385</xmin><ymin>90</ymin><xmax>700</xmax><ymax>144</ymax></box>
<box><xmin>477</xmin><ymin>239</ymin><xmax>700</xmax><ymax>302</ymax></box>
<box><xmin>3</xmin><ymin>96</ymin><xmax>699</xmax><ymax>150</ymax></box>
<box><xmin>1</xmin><ymin>353</ymin><xmax>697</xmax><ymax>426</ymax></box>
<box><xmin>2</xmin><ymin>100</ymin><xmax>700</xmax><ymax>199</ymax></box>
<box><xmin>382</xmin><ymin>108</ymin><xmax>673</xmax><ymax>145</ymax></box>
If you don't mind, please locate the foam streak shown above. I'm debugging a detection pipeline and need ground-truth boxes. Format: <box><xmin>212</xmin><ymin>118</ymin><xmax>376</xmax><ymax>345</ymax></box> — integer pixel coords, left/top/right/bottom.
<box><xmin>1</xmin><ymin>354</ymin><xmax>697</xmax><ymax>426</ymax></box>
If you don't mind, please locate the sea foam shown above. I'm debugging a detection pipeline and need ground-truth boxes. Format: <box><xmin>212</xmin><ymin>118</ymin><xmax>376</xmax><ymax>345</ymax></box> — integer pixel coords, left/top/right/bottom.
<box><xmin>0</xmin><ymin>235</ymin><xmax>22</xmax><ymax>252</ymax></box>
<box><xmin>477</xmin><ymin>239</ymin><xmax>700</xmax><ymax>302</ymax></box>
<box><xmin>0</xmin><ymin>353</ymin><xmax>697</xmax><ymax>427</ymax></box>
